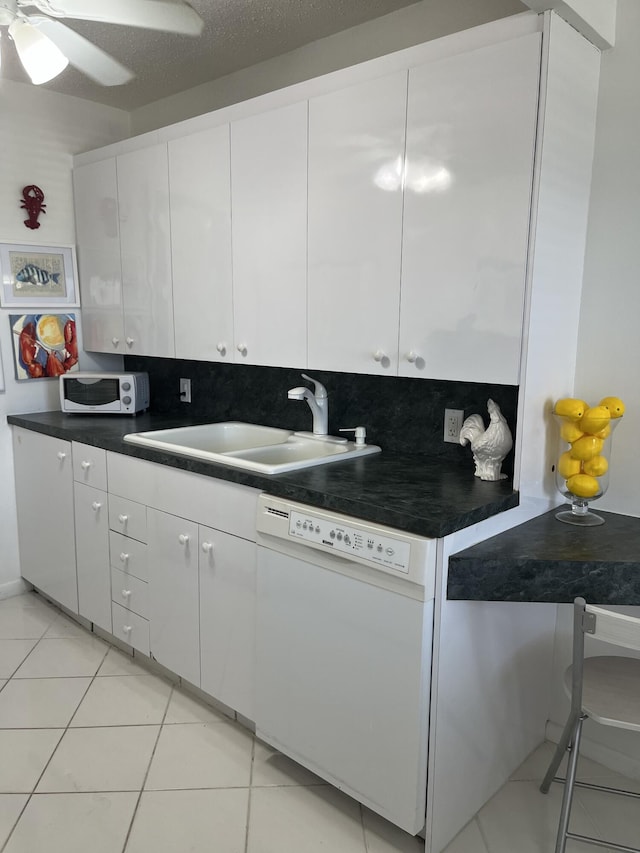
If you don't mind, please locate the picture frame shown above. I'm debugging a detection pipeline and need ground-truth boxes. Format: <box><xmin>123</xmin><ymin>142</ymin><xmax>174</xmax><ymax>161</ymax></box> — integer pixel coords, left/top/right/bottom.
<box><xmin>9</xmin><ymin>313</ymin><xmax>79</xmax><ymax>381</ymax></box>
<box><xmin>0</xmin><ymin>243</ymin><xmax>79</xmax><ymax>308</ymax></box>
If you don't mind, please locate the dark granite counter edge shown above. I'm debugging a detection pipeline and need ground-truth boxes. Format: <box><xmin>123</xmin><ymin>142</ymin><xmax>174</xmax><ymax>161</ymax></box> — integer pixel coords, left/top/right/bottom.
<box><xmin>447</xmin><ymin>509</ymin><xmax>640</xmax><ymax>605</ymax></box>
<box><xmin>7</xmin><ymin>413</ymin><xmax>519</xmax><ymax>540</ymax></box>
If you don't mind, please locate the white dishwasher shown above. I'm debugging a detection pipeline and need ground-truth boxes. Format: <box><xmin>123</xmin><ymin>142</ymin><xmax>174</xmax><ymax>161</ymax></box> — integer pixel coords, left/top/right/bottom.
<box><xmin>255</xmin><ymin>494</ymin><xmax>436</xmax><ymax>835</ymax></box>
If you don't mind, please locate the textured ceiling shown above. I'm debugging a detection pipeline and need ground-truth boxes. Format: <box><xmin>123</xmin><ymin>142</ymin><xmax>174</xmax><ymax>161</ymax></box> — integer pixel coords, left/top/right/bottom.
<box><xmin>1</xmin><ymin>0</ymin><xmax>426</xmax><ymax>110</ymax></box>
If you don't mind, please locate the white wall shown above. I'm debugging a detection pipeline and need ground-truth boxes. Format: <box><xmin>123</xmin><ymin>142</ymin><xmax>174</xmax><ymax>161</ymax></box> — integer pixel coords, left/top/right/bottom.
<box><xmin>574</xmin><ymin>0</ymin><xmax>640</xmax><ymax>518</ymax></box>
<box><xmin>130</xmin><ymin>0</ymin><xmax>524</xmax><ymax>134</ymax></box>
<box><xmin>0</xmin><ymin>80</ymin><xmax>129</xmax><ymax>596</ymax></box>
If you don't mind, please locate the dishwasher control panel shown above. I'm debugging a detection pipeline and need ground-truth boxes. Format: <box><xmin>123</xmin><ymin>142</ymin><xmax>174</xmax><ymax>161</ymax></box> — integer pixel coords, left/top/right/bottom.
<box><xmin>288</xmin><ymin>510</ymin><xmax>411</xmax><ymax>573</ymax></box>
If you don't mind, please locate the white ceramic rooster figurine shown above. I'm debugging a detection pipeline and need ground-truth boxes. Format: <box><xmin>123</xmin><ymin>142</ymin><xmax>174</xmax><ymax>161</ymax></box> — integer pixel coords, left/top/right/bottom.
<box><xmin>459</xmin><ymin>399</ymin><xmax>513</xmax><ymax>481</ymax></box>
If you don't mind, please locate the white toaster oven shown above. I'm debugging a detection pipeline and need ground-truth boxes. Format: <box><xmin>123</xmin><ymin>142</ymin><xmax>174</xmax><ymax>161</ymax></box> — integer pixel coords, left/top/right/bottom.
<box><xmin>60</xmin><ymin>372</ymin><xmax>149</xmax><ymax>415</ymax></box>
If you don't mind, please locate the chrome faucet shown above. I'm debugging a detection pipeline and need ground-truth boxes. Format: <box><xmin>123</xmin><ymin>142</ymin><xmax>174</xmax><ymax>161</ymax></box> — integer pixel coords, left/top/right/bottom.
<box><xmin>288</xmin><ymin>374</ymin><xmax>328</xmax><ymax>436</ymax></box>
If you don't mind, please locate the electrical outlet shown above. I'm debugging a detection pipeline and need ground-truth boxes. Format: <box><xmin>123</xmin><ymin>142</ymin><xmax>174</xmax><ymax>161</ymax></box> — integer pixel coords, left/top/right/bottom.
<box><xmin>179</xmin><ymin>378</ymin><xmax>191</xmax><ymax>403</ymax></box>
<box><xmin>444</xmin><ymin>408</ymin><xmax>464</xmax><ymax>443</ymax></box>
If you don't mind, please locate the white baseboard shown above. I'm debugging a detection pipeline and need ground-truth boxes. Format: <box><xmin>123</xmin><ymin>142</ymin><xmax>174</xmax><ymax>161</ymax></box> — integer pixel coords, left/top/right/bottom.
<box><xmin>0</xmin><ymin>578</ymin><xmax>30</xmax><ymax>600</ymax></box>
<box><xmin>546</xmin><ymin>720</ymin><xmax>640</xmax><ymax>781</ymax></box>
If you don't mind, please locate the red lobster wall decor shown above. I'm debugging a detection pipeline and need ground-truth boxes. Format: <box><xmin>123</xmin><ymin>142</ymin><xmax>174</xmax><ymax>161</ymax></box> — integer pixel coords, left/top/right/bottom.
<box><xmin>20</xmin><ymin>185</ymin><xmax>46</xmax><ymax>230</ymax></box>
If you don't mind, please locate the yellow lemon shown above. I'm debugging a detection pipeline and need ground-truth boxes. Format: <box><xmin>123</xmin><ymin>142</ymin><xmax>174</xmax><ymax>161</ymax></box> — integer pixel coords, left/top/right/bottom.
<box><xmin>594</xmin><ymin>424</ymin><xmax>611</xmax><ymax>439</ymax></box>
<box><xmin>583</xmin><ymin>455</ymin><xmax>608</xmax><ymax>477</ymax></box>
<box><xmin>579</xmin><ymin>406</ymin><xmax>611</xmax><ymax>435</ymax></box>
<box><xmin>554</xmin><ymin>398</ymin><xmax>588</xmax><ymax>420</ymax></box>
<box><xmin>560</xmin><ymin>421</ymin><xmax>584</xmax><ymax>443</ymax></box>
<box><xmin>566</xmin><ymin>473</ymin><xmax>601</xmax><ymax>498</ymax></box>
<box><xmin>558</xmin><ymin>451</ymin><xmax>581</xmax><ymax>479</ymax></box>
<box><xmin>570</xmin><ymin>434</ymin><xmax>604</xmax><ymax>461</ymax></box>
<box><xmin>599</xmin><ymin>396</ymin><xmax>626</xmax><ymax>418</ymax></box>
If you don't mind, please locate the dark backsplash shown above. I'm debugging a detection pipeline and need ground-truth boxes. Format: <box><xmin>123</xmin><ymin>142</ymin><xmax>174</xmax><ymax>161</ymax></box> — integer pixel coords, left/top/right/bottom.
<box><xmin>125</xmin><ymin>356</ymin><xmax>519</xmax><ymax>471</ymax></box>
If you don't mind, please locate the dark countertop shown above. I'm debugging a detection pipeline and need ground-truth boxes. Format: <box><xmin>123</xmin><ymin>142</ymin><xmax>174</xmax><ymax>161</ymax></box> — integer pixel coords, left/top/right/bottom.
<box><xmin>7</xmin><ymin>411</ymin><xmax>519</xmax><ymax>539</ymax></box>
<box><xmin>448</xmin><ymin>508</ymin><xmax>640</xmax><ymax>604</ymax></box>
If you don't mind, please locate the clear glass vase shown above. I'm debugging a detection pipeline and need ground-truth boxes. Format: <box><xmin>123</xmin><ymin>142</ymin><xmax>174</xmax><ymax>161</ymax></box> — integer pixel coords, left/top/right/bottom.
<box><xmin>553</xmin><ymin>412</ymin><xmax>619</xmax><ymax>526</ymax></box>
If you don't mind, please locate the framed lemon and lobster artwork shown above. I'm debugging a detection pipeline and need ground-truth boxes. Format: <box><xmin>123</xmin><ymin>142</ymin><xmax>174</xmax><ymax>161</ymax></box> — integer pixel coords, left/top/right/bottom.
<box><xmin>1</xmin><ymin>243</ymin><xmax>81</xmax><ymax>381</ymax></box>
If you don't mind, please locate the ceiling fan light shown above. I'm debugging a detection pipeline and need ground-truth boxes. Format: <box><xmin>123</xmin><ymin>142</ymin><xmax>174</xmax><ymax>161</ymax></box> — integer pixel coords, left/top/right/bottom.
<box><xmin>9</xmin><ymin>18</ymin><xmax>69</xmax><ymax>84</ymax></box>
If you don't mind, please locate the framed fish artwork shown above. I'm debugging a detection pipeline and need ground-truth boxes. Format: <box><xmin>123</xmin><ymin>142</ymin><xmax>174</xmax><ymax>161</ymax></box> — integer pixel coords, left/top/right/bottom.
<box><xmin>0</xmin><ymin>243</ymin><xmax>79</xmax><ymax>308</ymax></box>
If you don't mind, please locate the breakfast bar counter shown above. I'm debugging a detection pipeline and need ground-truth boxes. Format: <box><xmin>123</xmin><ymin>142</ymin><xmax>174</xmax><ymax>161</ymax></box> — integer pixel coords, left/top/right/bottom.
<box><xmin>448</xmin><ymin>508</ymin><xmax>640</xmax><ymax>604</ymax></box>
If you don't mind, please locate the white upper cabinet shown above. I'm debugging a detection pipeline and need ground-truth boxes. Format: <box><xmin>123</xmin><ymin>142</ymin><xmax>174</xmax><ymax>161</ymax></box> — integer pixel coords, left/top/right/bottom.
<box><xmin>398</xmin><ymin>33</ymin><xmax>541</xmax><ymax>384</ymax></box>
<box><xmin>307</xmin><ymin>72</ymin><xmax>407</xmax><ymax>375</ymax></box>
<box><xmin>231</xmin><ymin>101</ymin><xmax>308</xmax><ymax>368</ymax></box>
<box><xmin>117</xmin><ymin>144</ymin><xmax>175</xmax><ymax>358</ymax></box>
<box><xmin>169</xmin><ymin>126</ymin><xmax>233</xmax><ymax>362</ymax></box>
<box><xmin>73</xmin><ymin>159</ymin><xmax>124</xmax><ymax>354</ymax></box>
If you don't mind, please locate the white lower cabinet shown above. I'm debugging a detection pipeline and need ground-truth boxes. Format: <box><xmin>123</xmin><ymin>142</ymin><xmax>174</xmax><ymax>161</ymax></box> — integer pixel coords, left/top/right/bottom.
<box><xmin>147</xmin><ymin>509</ymin><xmax>201</xmax><ymax>686</ymax></box>
<box><xmin>199</xmin><ymin>526</ymin><xmax>256</xmax><ymax>719</ymax></box>
<box><xmin>12</xmin><ymin>428</ymin><xmax>78</xmax><ymax>613</ymax></box>
<box><xmin>74</xmin><ymin>482</ymin><xmax>111</xmax><ymax>632</ymax></box>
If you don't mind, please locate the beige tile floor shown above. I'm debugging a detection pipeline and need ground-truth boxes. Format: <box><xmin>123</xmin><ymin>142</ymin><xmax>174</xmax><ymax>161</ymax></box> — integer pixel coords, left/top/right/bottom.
<box><xmin>1</xmin><ymin>591</ymin><xmax>638</xmax><ymax>853</ymax></box>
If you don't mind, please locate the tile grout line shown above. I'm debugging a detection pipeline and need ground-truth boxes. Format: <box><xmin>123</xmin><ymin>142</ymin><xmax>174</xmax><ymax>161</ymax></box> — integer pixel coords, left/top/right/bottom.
<box><xmin>244</xmin><ymin>735</ymin><xmax>257</xmax><ymax>853</ymax></box>
<box><xmin>118</xmin><ymin>681</ymin><xmax>175</xmax><ymax>852</ymax></box>
<box><xmin>0</xmin><ymin>602</ymin><xmax>109</xmax><ymax>852</ymax></box>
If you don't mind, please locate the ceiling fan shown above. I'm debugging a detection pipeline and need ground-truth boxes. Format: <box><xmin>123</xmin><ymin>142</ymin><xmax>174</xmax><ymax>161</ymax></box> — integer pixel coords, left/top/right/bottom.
<box><xmin>0</xmin><ymin>0</ymin><xmax>204</xmax><ymax>86</ymax></box>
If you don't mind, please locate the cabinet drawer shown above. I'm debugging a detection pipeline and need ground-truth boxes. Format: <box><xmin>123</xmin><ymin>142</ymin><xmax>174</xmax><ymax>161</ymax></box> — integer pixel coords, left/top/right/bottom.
<box><xmin>109</xmin><ymin>495</ymin><xmax>147</xmax><ymax>542</ymax></box>
<box><xmin>111</xmin><ymin>601</ymin><xmax>150</xmax><ymax>656</ymax></box>
<box><xmin>111</xmin><ymin>566</ymin><xmax>149</xmax><ymax>619</ymax></box>
<box><xmin>72</xmin><ymin>443</ymin><xmax>107</xmax><ymax>490</ymax></box>
<box><xmin>109</xmin><ymin>532</ymin><xmax>148</xmax><ymax>581</ymax></box>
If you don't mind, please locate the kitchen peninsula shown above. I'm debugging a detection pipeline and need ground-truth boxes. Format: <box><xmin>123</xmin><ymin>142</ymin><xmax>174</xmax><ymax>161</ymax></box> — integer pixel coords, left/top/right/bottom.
<box><xmin>448</xmin><ymin>508</ymin><xmax>640</xmax><ymax>603</ymax></box>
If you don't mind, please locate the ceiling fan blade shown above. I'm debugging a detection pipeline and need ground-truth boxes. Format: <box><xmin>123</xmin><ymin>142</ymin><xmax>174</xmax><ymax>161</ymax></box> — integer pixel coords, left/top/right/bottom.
<box><xmin>29</xmin><ymin>16</ymin><xmax>134</xmax><ymax>85</ymax></box>
<box><xmin>9</xmin><ymin>17</ymin><xmax>69</xmax><ymax>83</ymax></box>
<box><xmin>29</xmin><ymin>0</ymin><xmax>204</xmax><ymax>36</ymax></box>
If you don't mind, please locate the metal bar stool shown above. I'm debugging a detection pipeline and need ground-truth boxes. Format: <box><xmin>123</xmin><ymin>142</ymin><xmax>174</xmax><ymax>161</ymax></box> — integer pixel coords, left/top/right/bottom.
<box><xmin>541</xmin><ymin>597</ymin><xmax>640</xmax><ymax>853</ymax></box>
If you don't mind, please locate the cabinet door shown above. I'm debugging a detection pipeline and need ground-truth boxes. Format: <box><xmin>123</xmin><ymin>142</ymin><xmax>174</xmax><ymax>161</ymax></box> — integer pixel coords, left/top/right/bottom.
<box><xmin>74</xmin><ymin>483</ymin><xmax>111</xmax><ymax>632</ymax></box>
<box><xmin>117</xmin><ymin>144</ymin><xmax>175</xmax><ymax>358</ymax></box>
<box><xmin>147</xmin><ymin>509</ymin><xmax>200</xmax><ymax>685</ymax></box>
<box><xmin>12</xmin><ymin>428</ymin><xmax>77</xmax><ymax>613</ymax></box>
<box><xmin>169</xmin><ymin>126</ymin><xmax>233</xmax><ymax>362</ymax></box>
<box><xmin>399</xmin><ymin>33</ymin><xmax>541</xmax><ymax>384</ymax></box>
<box><xmin>73</xmin><ymin>159</ymin><xmax>125</xmax><ymax>354</ymax></box>
<box><xmin>199</xmin><ymin>526</ymin><xmax>256</xmax><ymax>719</ymax></box>
<box><xmin>308</xmin><ymin>72</ymin><xmax>407</xmax><ymax>374</ymax></box>
<box><xmin>231</xmin><ymin>101</ymin><xmax>308</xmax><ymax>367</ymax></box>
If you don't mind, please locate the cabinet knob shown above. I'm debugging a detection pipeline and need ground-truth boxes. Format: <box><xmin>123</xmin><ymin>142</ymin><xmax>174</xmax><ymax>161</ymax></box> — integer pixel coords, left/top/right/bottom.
<box><xmin>236</xmin><ymin>343</ymin><xmax>248</xmax><ymax>356</ymax></box>
<box><xmin>119</xmin><ymin>552</ymin><xmax>129</xmax><ymax>563</ymax></box>
<box><xmin>178</xmin><ymin>533</ymin><xmax>190</xmax><ymax>545</ymax></box>
<box><xmin>126</xmin><ymin>337</ymin><xmax>135</xmax><ymax>347</ymax></box>
<box><xmin>81</xmin><ymin>460</ymin><xmax>91</xmax><ymax>470</ymax></box>
<box><xmin>91</xmin><ymin>501</ymin><xmax>102</xmax><ymax>511</ymax></box>
<box><xmin>373</xmin><ymin>350</ymin><xmax>386</xmax><ymax>363</ymax></box>
<box><xmin>57</xmin><ymin>451</ymin><xmax>66</xmax><ymax>460</ymax></box>
<box><xmin>118</xmin><ymin>514</ymin><xmax>128</xmax><ymax>524</ymax></box>
<box><xmin>201</xmin><ymin>541</ymin><xmax>214</xmax><ymax>554</ymax></box>
<box><xmin>405</xmin><ymin>351</ymin><xmax>418</xmax><ymax>363</ymax></box>
<box><xmin>216</xmin><ymin>342</ymin><xmax>227</xmax><ymax>356</ymax></box>
<box><xmin>121</xmin><ymin>589</ymin><xmax>132</xmax><ymax>598</ymax></box>
<box><xmin>123</xmin><ymin>625</ymin><xmax>132</xmax><ymax>633</ymax></box>
<box><xmin>112</xmin><ymin>337</ymin><xmax>120</xmax><ymax>347</ymax></box>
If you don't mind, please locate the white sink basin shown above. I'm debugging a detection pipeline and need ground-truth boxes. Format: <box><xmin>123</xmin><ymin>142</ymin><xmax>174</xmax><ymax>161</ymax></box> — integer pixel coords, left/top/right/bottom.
<box><xmin>123</xmin><ymin>422</ymin><xmax>381</xmax><ymax>474</ymax></box>
<box><xmin>124</xmin><ymin>421</ymin><xmax>292</xmax><ymax>455</ymax></box>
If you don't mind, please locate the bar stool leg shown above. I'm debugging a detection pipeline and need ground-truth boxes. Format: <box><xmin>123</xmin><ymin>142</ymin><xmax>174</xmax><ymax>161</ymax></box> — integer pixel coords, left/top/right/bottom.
<box><xmin>540</xmin><ymin>711</ymin><xmax>579</xmax><ymax>794</ymax></box>
<box><xmin>554</xmin><ymin>714</ymin><xmax>585</xmax><ymax>853</ymax></box>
